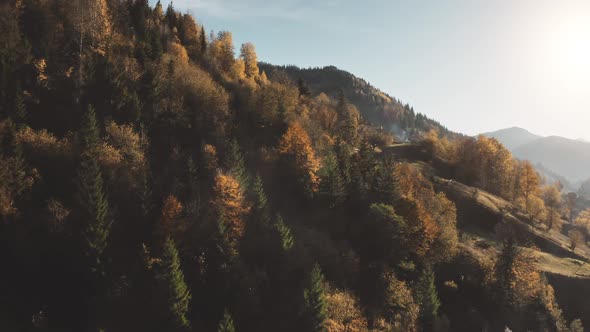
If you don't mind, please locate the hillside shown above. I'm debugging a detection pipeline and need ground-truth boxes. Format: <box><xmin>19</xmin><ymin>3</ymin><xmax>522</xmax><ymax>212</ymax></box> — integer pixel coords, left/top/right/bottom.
<box><xmin>484</xmin><ymin>127</ymin><xmax>590</xmax><ymax>184</ymax></box>
<box><xmin>259</xmin><ymin>63</ymin><xmax>455</xmax><ymax>141</ymax></box>
<box><xmin>482</xmin><ymin>127</ymin><xmax>541</xmax><ymax>150</ymax></box>
<box><xmin>514</xmin><ymin>136</ymin><xmax>590</xmax><ymax>183</ymax></box>
<box><xmin>1</xmin><ymin>1</ymin><xmax>588</xmax><ymax>332</ymax></box>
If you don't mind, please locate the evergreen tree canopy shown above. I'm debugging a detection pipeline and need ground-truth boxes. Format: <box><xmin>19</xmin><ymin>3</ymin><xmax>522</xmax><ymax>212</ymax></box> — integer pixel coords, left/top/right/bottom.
<box><xmin>156</xmin><ymin>236</ymin><xmax>191</xmax><ymax>331</ymax></box>
<box><xmin>302</xmin><ymin>263</ymin><xmax>328</xmax><ymax>332</ymax></box>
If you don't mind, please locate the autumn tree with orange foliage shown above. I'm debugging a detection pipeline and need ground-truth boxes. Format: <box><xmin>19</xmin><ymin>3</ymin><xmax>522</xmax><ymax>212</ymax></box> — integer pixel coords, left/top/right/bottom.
<box><xmin>495</xmin><ymin>239</ymin><xmax>542</xmax><ymax>308</ymax></box>
<box><xmin>211</xmin><ymin>172</ymin><xmax>250</xmax><ymax>255</ymax></box>
<box><xmin>393</xmin><ymin>163</ymin><xmax>458</xmax><ymax>261</ymax></box>
<box><xmin>278</xmin><ymin>122</ymin><xmax>321</xmax><ymax>198</ymax></box>
<box><xmin>455</xmin><ymin>136</ymin><xmax>515</xmax><ymax>200</ymax></box>
<box><xmin>516</xmin><ymin>160</ymin><xmax>541</xmax><ymax>205</ymax></box>
<box><xmin>158</xmin><ymin>195</ymin><xmax>185</xmax><ymax>240</ymax></box>
<box><xmin>542</xmin><ymin>184</ymin><xmax>562</xmax><ymax>231</ymax></box>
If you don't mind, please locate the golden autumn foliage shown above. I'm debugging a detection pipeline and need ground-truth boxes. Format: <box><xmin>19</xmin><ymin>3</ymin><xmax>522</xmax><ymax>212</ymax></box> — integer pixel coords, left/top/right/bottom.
<box><xmin>496</xmin><ymin>246</ymin><xmax>544</xmax><ymax>309</ymax></box>
<box><xmin>202</xmin><ymin>144</ymin><xmax>219</xmax><ymax>174</ymax></box>
<box><xmin>278</xmin><ymin>122</ymin><xmax>321</xmax><ymax>196</ymax></box>
<box><xmin>455</xmin><ymin>135</ymin><xmax>515</xmax><ymax>200</ymax></box>
<box><xmin>516</xmin><ymin>160</ymin><xmax>541</xmax><ymax>205</ymax></box>
<box><xmin>16</xmin><ymin>126</ymin><xmax>71</xmax><ymax>157</ymax></box>
<box><xmin>71</xmin><ymin>0</ymin><xmax>112</xmax><ymax>55</ymax></box>
<box><xmin>46</xmin><ymin>199</ymin><xmax>70</xmax><ymax>233</ymax></box>
<box><xmin>429</xmin><ymin>192</ymin><xmax>459</xmax><ymax>262</ymax></box>
<box><xmin>383</xmin><ymin>271</ymin><xmax>419</xmax><ymax>332</ymax></box>
<box><xmin>105</xmin><ymin>121</ymin><xmax>145</xmax><ymax>170</ymax></box>
<box><xmin>393</xmin><ymin>163</ymin><xmax>458</xmax><ymax>260</ymax></box>
<box><xmin>209</xmin><ymin>31</ymin><xmax>235</xmax><ymax>74</ymax></box>
<box><xmin>167</xmin><ymin>40</ymin><xmax>189</xmax><ymax>64</ymax></box>
<box><xmin>394</xmin><ymin>163</ymin><xmax>432</xmax><ymax>201</ymax></box>
<box><xmin>240</xmin><ymin>42</ymin><xmax>259</xmax><ymax>79</ymax></box>
<box><xmin>510</xmin><ymin>250</ymin><xmax>542</xmax><ymax>306</ymax></box>
<box><xmin>574</xmin><ymin>208</ymin><xmax>590</xmax><ymax>234</ymax></box>
<box><xmin>211</xmin><ymin>172</ymin><xmax>250</xmax><ymax>253</ymax></box>
<box><xmin>161</xmin><ymin>195</ymin><xmax>183</xmax><ymax>231</ymax></box>
<box><xmin>542</xmin><ymin>184</ymin><xmax>562</xmax><ymax>229</ymax></box>
<box><xmin>396</xmin><ymin>198</ymin><xmax>439</xmax><ymax>257</ymax></box>
<box><xmin>162</xmin><ymin>56</ymin><xmax>231</xmax><ymax>140</ymax></box>
<box><xmin>568</xmin><ymin>229</ymin><xmax>585</xmax><ymax>250</ymax></box>
<box><xmin>255</xmin><ymin>80</ymin><xmax>300</xmax><ymax>125</ymax></box>
<box><xmin>326</xmin><ymin>289</ymin><xmax>369</xmax><ymax>332</ymax></box>
<box><xmin>422</xmin><ymin>129</ymin><xmax>456</xmax><ymax>161</ymax></box>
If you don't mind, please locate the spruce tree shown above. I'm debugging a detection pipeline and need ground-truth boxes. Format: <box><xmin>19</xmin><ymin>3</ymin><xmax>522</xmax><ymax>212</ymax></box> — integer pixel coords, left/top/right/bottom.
<box><xmin>302</xmin><ymin>263</ymin><xmax>328</xmax><ymax>332</ymax></box>
<box><xmin>185</xmin><ymin>157</ymin><xmax>200</xmax><ymax>218</ymax></box>
<box><xmin>14</xmin><ymin>82</ymin><xmax>26</xmax><ymax>126</ymax></box>
<box><xmin>273</xmin><ymin>214</ymin><xmax>294</xmax><ymax>252</ymax></box>
<box><xmin>77</xmin><ymin>106</ymin><xmax>110</xmax><ymax>273</ymax></box>
<box><xmin>334</xmin><ymin>140</ymin><xmax>352</xmax><ymax>187</ymax></box>
<box><xmin>6</xmin><ymin>120</ymin><xmax>27</xmax><ymax>196</ymax></box>
<box><xmin>165</xmin><ymin>2</ymin><xmax>177</xmax><ymax>30</ymax></box>
<box><xmin>297</xmin><ymin>78</ymin><xmax>311</xmax><ymax>97</ymax></box>
<box><xmin>372</xmin><ymin>159</ymin><xmax>396</xmax><ymax>205</ymax></box>
<box><xmin>200</xmin><ymin>26</ymin><xmax>207</xmax><ymax>54</ymax></box>
<box><xmin>156</xmin><ymin>236</ymin><xmax>191</xmax><ymax>331</ymax></box>
<box><xmin>251</xmin><ymin>174</ymin><xmax>270</xmax><ymax>226</ymax></box>
<box><xmin>12</xmin><ymin>135</ymin><xmax>26</xmax><ymax>196</ymax></box>
<box><xmin>225</xmin><ymin>139</ymin><xmax>249</xmax><ymax>189</ymax></box>
<box><xmin>320</xmin><ymin>153</ymin><xmax>346</xmax><ymax>208</ymax></box>
<box><xmin>217</xmin><ymin>309</ymin><xmax>235</xmax><ymax>332</ymax></box>
<box><xmin>415</xmin><ymin>265</ymin><xmax>441</xmax><ymax>330</ymax></box>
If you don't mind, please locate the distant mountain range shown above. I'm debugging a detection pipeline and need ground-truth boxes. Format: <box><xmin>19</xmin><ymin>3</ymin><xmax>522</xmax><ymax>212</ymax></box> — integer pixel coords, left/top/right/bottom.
<box><xmin>483</xmin><ymin>127</ymin><xmax>590</xmax><ymax>187</ymax></box>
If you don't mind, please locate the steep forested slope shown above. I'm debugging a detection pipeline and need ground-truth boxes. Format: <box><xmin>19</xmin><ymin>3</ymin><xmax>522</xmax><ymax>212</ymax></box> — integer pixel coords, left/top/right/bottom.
<box><xmin>0</xmin><ymin>1</ymin><xmax>587</xmax><ymax>332</ymax></box>
<box><xmin>259</xmin><ymin>63</ymin><xmax>456</xmax><ymax>141</ymax></box>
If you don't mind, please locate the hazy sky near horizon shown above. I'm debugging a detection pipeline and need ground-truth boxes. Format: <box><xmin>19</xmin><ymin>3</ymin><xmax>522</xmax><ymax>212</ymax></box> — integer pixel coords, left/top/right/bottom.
<box><xmin>156</xmin><ymin>0</ymin><xmax>590</xmax><ymax>139</ymax></box>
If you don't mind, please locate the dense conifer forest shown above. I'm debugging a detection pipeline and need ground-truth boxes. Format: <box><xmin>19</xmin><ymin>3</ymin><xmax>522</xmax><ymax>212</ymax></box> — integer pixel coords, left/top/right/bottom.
<box><xmin>0</xmin><ymin>0</ymin><xmax>589</xmax><ymax>331</ymax></box>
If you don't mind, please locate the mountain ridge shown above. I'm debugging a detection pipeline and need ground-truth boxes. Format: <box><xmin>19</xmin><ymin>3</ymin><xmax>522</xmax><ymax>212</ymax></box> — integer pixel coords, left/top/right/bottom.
<box><xmin>483</xmin><ymin>127</ymin><xmax>590</xmax><ymax>184</ymax></box>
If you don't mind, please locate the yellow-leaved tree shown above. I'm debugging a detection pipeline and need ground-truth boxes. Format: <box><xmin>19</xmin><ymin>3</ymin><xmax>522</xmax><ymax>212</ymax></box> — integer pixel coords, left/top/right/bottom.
<box><xmin>240</xmin><ymin>42</ymin><xmax>259</xmax><ymax>79</ymax></box>
<box><xmin>542</xmin><ymin>184</ymin><xmax>562</xmax><ymax>231</ymax></box>
<box><xmin>211</xmin><ymin>172</ymin><xmax>250</xmax><ymax>254</ymax></box>
<box><xmin>278</xmin><ymin>122</ymin><xmax>321</xmax><ymax>198</ymax></box>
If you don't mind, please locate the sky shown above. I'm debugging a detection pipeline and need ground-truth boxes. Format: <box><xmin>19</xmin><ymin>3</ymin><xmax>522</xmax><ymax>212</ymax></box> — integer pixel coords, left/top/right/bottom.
<box><xmin>155</xmin><ymin>0</ymin><xmax>590</xmax><ymax>140</ymax></box>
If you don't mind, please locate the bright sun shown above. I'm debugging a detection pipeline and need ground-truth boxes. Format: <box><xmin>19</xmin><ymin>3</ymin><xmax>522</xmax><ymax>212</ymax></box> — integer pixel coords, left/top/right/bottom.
<box><xmin>547</xmin><ymin>13</ymin><xmax>590</xmax><ymax>83</ymax></box>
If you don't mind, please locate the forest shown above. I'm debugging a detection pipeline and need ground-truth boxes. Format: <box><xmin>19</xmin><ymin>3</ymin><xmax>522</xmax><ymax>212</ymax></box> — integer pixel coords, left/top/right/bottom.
<box><xmin>0</xmin><ymin>0</ymin><xmax>589</xmax><ymax>331</ymax></box>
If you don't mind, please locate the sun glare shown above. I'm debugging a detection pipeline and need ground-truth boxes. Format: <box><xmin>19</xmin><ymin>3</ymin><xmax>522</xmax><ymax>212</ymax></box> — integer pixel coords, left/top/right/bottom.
<box><xmin>547</xmin><ymin>13</ymin><xmax>590</xmax><ymax>83</ymax></box>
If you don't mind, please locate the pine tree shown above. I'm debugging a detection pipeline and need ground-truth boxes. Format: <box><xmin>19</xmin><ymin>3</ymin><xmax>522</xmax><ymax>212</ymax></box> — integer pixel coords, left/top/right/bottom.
<box><xmin>320</xmin><ymin>153</ymin><xmax>346</xmax><ymax>208</ymax></box>
<box><xmin>6</xmin><ymin>120</ymin><xmax>27</xmax><ymax>196</ymax></box>
<box><xmin>225</xmin><ymin>139</ymin><xmax>249</xmax><ymax>189</ymax></box>
<box><xmin>334</xmin><ymin>140</ymin><xmax>352</xmax><ymax>187</ymax></box>
<box><xmin>251</xmin><ymin>174</ymin><xmax>270</xmax><ymax>226</ymax></box>
<box><xmin>200</xmin><ymin>26</ymin><xmax>207</xmax><ymax>54</ymax></box>
<box><xmin>165</xmin><ymin>2</ymin><xmax>177</xmax><ymax>30</ymax></box>
<box><xmin>185</xmin><ymin>157</ymin><xmax>200</xmax><ymax>218</ymax></box>
<box><xmin>12</xmin><ymin>134</ymin><xmax>26</xmax><ymax>196</ymax></box>
<box><xmin>415</xmin><ymin>265</ymin><xmax>440</xmax><ymax>330</ymax></box>
<box><xmin>495</xmin><ymin>237</ymin><xmax>518</xmax><ymax>306</ymax></box>
<box><xmin>14</xmin><ymin>82</ymin><xmax>26</xmax><ymax>126</ymax></box>
<box><xmin>273</xmin><ymin>214</ymin><xmax>294</xmax><ymax>251</ymax></box>
<box><xmin>217</xmin><ymin>309</ymin><xmax>235</xmax><ymax>332</ymax></box>
<box><xmin>297</xmin><ymin>78</ymin><xmax>311</xmax><ymax>97</ymax></box>
<box><xmin>156</xmin><ymin>236</ymin><xmax>191</xmax><ymax>331</ymax></box>
<box><xmin>77</xmin><ymin>107</ymin><xmax>110</xmax><ymax>273</ymax></box>
<box><xmin>372</xmin><ymin>159</ymin><xmax>397</xmax><ymax>205</ymax></box>
<box><xmin>302</xmin><ymin>263</ymin><xmax>328</xmax><ymax>332</ymax></box>
<box><xmin>79</xmin><ymin>105</ymin><xmax>101</xmax><ymax>155</ymax></box>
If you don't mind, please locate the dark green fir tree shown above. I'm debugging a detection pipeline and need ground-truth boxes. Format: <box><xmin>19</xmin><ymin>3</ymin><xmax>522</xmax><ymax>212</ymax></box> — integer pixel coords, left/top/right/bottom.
<box><xmin>156</xmin><ymin>236</ymin><xmax>191</xmax><ymax>331</ymax></box>
<box><xmin>301</xmin><ymin>263</ymin><xmax>328</xmax><ymax>332</ymax></box>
